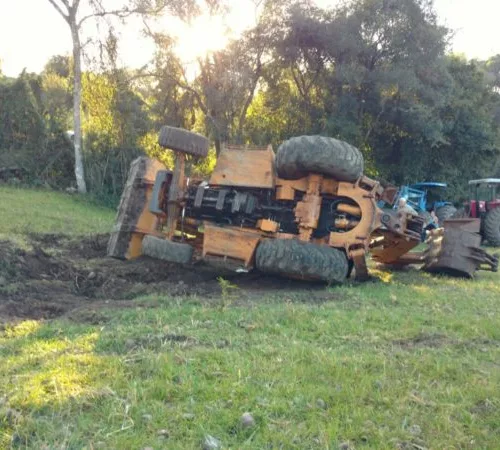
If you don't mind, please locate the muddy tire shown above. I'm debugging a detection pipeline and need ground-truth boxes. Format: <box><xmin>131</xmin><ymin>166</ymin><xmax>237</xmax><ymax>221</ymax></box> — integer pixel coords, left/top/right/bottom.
<box><xmin>141</xmin><ymin>235</ymin><xmax>193</xmax><ymax>264</ymax></box>
<box><xmin>158</xmin><ymin>126</ymin><xmax>209</xmax><ymax>158</ymax></box>
<box><xmin>275</xmin><ymin>135</ymin><xmax>364</xmax><ymax>181</ymax></box>
<box><xmin>483</xmin><ymin>208</ymin><xmax>500</xmax><ymax>246</ymax></box>
<box><xmin>435</xmin><ymin>205</ymin><xmax>457</xmax><ymax>223</ymax></box>
<box><xmin>255</xmin><ymin>239</ymin><xmax>349</xmax><ymax>284</ymax></box>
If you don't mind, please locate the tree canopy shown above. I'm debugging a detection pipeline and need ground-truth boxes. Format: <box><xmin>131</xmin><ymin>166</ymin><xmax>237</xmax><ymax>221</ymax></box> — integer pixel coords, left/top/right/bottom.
<box><xmin>1</xmin><ymin>0</ymin><xmax>499</xmax><ymax>202</ymax></box>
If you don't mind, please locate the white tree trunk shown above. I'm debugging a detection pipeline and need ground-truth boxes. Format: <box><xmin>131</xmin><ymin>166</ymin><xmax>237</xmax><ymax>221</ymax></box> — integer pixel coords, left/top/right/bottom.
<box><xmin>71</xmin><ymin>24</ymin><xmax>87</xmax><ymax>194</ymax></box>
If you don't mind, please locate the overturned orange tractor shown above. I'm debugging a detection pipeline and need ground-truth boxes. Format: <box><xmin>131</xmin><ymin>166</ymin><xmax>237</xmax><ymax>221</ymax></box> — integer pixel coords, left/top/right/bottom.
<box><xmin>108</xmin><ymin>126</ymin><xmax>497</xmax><ymax>283</ymax></box>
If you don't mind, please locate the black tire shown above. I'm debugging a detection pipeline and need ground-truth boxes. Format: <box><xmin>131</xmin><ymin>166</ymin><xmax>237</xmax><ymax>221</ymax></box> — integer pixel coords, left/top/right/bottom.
<box><xmin>483</xmin><ymin>208</ymin><xmax>500</xmax><ymax>246</ymax></box>
<box><xmin>275</xmin><ymin>135</ymin><xmax>364</xmax><ymax>181</ymax></box>
<box><xmin>255</xmin><ymin>239</ymin><xmax>349</xmax><ymax>284</ymax></box>
<box><xmin>142</xmin><ymin>235</ymin><xmax>193</xmax><ymax>264</ymax></box>
<box><xmin>435</xmin><ymin>205</ymin><xmax>457</xmax><ymax>223</ymax></box>
<box><xmin>158</xmin><ymin>126</ymin><xmax>209</xmax><ymax>158</ymax></box>
<box><xmin>451</xmin><ymin>207</ymin><xmax>469</xmax><ymax>219</ymax></box>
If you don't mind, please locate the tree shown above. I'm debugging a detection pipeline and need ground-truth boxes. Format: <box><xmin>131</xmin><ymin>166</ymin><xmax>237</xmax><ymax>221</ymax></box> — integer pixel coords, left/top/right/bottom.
<box><xmin>45</xmin><ymin>0</ymin><xmax>206</xmax><ymax>193</ymax></box>
<box><xmin>0</xmin><ymin>71</ymin><xmax>75</xmax><ymax>187</ymax></box>
<box><xmin>434</xmin><ymin>56</ymin><xmax>500</xmax><ymax>197</ymax></box>
<box><xmin>142</xmin><ymin>0</ymin><xmax>292</xmax><ymax>155</ymax></box>
<box><xmin>0</xmin><ymin>73</ymin><xmax>47</xmax><ymax>153</ymax></box>
<box><xmin>481</xmin><ymin>55</ymin><xmax>500</xmax><ymax>92</ymax></box>
<box><xmin>259</xmin><ymin>0</ymin><xmax>453</xmax><ymax>178</ymax></box>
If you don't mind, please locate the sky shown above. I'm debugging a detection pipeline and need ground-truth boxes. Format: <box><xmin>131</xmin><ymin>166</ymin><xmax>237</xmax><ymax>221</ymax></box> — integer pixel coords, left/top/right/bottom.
<box><xmin>0</xmin><ymin>0</ymin><xmax>499</xmax><ymax>77</ymax></box>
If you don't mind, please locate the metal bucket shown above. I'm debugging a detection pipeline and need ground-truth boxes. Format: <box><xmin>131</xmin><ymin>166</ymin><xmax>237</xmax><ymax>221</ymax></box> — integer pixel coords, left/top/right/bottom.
<box><xmin>423</xmin><ymin>219</ymin><xmax>498</xmax><ymax>278</ymax></box>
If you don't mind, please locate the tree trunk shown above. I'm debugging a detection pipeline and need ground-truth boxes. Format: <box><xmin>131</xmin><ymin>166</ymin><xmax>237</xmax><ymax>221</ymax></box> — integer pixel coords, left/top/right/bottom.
<box><xmin>236</xmin><ymin>69</ymin><xmax>261</xmax><ymax>143</ymax></box>
<box><xmin>71</xmin><ymin>23</ymin><xmax>87</xmax><ymax>193</ymax></box>
<box><xmin>214</xmin><ymin>137</ymin><xmax>221</xmax><ymax>156</ymax></box>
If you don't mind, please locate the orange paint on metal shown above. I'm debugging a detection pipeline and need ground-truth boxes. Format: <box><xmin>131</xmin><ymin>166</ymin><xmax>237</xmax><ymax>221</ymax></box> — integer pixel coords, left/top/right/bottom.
<box><xmin>295</xmin><ymin>194</ymin><xmax>322</xmax><ymax>229</ymax></box>
<box><xmin>111</xmin><ymin>147</ymin><xmax>429</xmax><ymax>281</ymax></box>
<box><xmin>321</xmin><ymin>178</ymin><xmax>339</xmax><ymax>195</ymax></box>
<box><xmin>294</xmin><ymin>174</ymin><xmax>323</xmax><ymax>242</ymax></box>
<box><xmin>334</xmin><ymin>218</ymin><xmax>360</xmax><ymax>229</ymax></box>
<box><xmin>329</xmin><ymin>176</ymin><xmax>383</xmax><ymax>254</ymax></box>
<box><xmin>202</xmin><ymin>224</ymin><xmax>262</xmax><ymax>266</ymax></box>
<box><xmin>276</xmin><ymin>177</ymin><xmax>308</xmax><ymax>192</ymax></box>
<box><xmin>209</xmin><ymin>144</ymin><xmax>275</xmax><ymax>188</ymax></box>
<box><xmin>107</xmin><ymin>157</ymin><xmax>166</xmax><ymax>260</ymax></box>
<box><xmin>164</xmin><ymin>153</ymin><xmax>186</xmax><ymax>239</ymax></box>
<box><xmin>257</xmin><ymin>219</ymin><xmax>279</xmax><ymax>233</ymax></box>
<box><xmin>276</xmin><ymin>233</ymin><xmax>295</xmax><ymax>239</ymax></box>
<box><xmin>276</xmin><ymin>184</ymin><xmax>295</xmax><ymax>200</ymax></box>
<box><xmin>370</xmin><ymin>229</ymin><xmax>421</xmax><ymax>264</ymax></box>
<box><xmin>337</xmin><ymin>203</ymin><xmax>362</xmax><ymax>217</ymax></box>
<box><xmin>275</xmin><ymin>177</ymin><xmax>339</xmax><ymax>200</ymax></box>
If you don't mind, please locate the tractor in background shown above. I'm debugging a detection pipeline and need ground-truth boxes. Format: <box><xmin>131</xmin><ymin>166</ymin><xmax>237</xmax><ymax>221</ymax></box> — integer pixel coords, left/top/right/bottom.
<box><xmin>454</xmin><ymin>179</ymin><xmax>500</xmax><ymax>246</ymax></box>
<box><xmin>408</xmin><ymin>182</ymin><xmax>457</xmax><ymax>222</ymax></box>
<box><xmin>393</xmin><ymin>182</ymin><xmax>456</xmax><ymax>226</ymax></box>
<box><xmin>378</xmin><ymin>182</ymin><xmax>455</xmax><ymax>238</ymax></box>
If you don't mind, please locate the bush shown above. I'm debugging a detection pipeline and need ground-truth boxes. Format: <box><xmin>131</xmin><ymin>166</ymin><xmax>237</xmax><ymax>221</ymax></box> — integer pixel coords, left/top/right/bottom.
<box><xmin>84</xmin><ymin>146</ymin><xmax>144</xmax><ymax>206</ymax></box>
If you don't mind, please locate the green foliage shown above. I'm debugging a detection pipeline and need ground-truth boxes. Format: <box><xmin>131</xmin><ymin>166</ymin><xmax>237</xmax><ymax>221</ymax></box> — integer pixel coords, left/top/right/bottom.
<box><xmin>79</xmin><ymin>71</ymin><xmax>151</xmax><ymax>201</ymax></box>
<box><xmin>216</xmin><ymin>276</ymin><xmax>239</xmax><ymax>310</ymax></box>
<box><xmin>44</xmin><ymin>55</ymin><xmax>72</xmax><ymax>79</ymax></box>
<box><xmin>242</xmin><ymin>0</ymin><xmax>500</xmax><ymax>194</ymax></box>
<box><xmin>0</xmin><ymin>72</ymin><xmax>47</xmax><ymax>152</ymax></box>
<box><xmin>1</xmin><ymin>0</ymin><xmax>500</xmax><ymax>202</ymax></box>
<box><xmin>433</xmin><ymin>57</ymin><xmax>500</xmax><ymax>198</ymax></box>
<box><xmin>139</xmin><ymin>130</ymin><xmax>175</xmax><ymax>169</ymax></box>
<box><xmin>42</xmin><ymin>71</ymin><xmax>72</xmax><ymax>129</ymax></box>
<box><xmin>0</xmin><ymin>71</ymin><xmax>75</xmax><ymax>187</ymax></box>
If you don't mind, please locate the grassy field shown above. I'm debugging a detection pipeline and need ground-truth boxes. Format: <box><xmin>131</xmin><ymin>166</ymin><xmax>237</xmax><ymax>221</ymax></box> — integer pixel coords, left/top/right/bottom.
<box><xmin>0</xmin><ymin>185</ymin><xmax>115</xmax><ymax>237</ymax></box>
<box><xmin>0</xmin><ymin>187</ymin><xmax>499</xmax><ymax>449</ymax></box>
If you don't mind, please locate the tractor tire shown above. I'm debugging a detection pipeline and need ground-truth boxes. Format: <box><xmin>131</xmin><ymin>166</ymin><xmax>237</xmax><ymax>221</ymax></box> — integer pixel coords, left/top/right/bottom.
<box><xmin>435</xmin><ymin>205</ymin><xmax>457</xmax><ymax>223</ymax></box>
<box><xmin>141</xmin><ymin>235</ymin><xmax>193</xmax><ymax>264</ymax></box>
<box><xmin>418</xmin><ymin>210</ymin><xmax>437</xmax><ymax>228</ymax></box>
<box><xmin>483</xmin><ymin>208</ymin><xmax>500</xmax><ymax>246</ymax></box>
<box><xmin>451</xmin><ymin>207</ymin><xmax>469</xmax><ymax>219</ymax></box>
<box><xmin>419</xmin><ymin>210</ymin><xmax>433</xmax><ymax>227</ymax></box>
<box><xmin>255</xmin><ymin>239</ymin><xmax>349</xmax><ymax>284</ymax></box>
<box><xmin>158</xmin><ymin>126</ymin><xmax>209</xmax><ymax>158</ymax></box>
<box><xmin>275</xmin><ymin>135</ymin><xmax>364</xmax><ymax>181</ymax></box>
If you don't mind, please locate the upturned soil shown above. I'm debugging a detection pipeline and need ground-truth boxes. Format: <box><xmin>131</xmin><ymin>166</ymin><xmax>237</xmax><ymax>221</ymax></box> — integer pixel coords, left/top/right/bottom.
<box><xmin>0</xmin><ymin>233</ymin><xmax>331</xmax><ymax>322</ymax></box>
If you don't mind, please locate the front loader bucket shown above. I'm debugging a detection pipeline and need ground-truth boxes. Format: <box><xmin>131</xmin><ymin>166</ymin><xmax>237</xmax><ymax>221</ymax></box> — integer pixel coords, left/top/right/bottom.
<box><xmin>107</xmin><ymin>157</ymin><xmax>165</xmax><ymax>259</ymax></box>
<box><xmin>423</xmin><ymin>219</ymin><xmax>498</xmax><ymax>278</ymax></box>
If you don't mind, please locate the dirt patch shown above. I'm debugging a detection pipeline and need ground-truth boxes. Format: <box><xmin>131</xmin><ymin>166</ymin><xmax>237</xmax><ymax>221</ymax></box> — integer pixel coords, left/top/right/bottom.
<box><xmin>0</xmin><ymin>233</ymin><xmax>333</xmax><ymax>322</ymax></box>
<box><xmin>393</xmin><ymin>333</ymin><xmax>500</xmax><ymax>350</ymax></box>
<box><xmin>470</xmin><ymin>399</ymin><xmax>497</xmax><ymax>416</ymax></box>
<box><xmin>393</xmin><ymin>333</ymin><xmax>452</xmax><ymax>349</ymax></box>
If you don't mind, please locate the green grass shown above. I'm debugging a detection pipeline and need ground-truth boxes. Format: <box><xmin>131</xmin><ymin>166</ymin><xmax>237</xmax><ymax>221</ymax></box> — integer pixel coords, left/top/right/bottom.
<box><xmin>0</xmin><ymin>188</ymin><xmax>499</xmax><ymax>449</ymax></box>
<box><xmin>1</xmin><ymin>272</ymin><xmax>499</xmax><ymax>449</ymax></box>
<box><xmin>0</xmin><ymin>185</ymin><xmax>115</xmax><ymax>237</ymax></box>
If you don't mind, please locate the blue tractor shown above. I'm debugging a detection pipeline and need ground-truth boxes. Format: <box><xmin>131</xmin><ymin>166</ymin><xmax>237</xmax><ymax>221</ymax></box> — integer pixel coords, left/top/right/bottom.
<box><xmin>394</xmin><ymin>182</ymin><xmax>457</xmax><ymax>227</ymax></box>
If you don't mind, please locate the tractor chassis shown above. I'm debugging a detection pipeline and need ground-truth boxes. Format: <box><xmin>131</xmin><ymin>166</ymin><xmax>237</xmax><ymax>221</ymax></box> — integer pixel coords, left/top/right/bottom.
<box><xmin>108</xmin><ymin>154</ymin><xmax>423</xmax><ymax>281</ymax></box>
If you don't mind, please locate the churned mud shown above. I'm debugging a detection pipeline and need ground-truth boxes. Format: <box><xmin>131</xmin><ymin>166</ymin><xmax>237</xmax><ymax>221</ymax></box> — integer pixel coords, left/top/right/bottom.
<box><xmin>0</xmin><ymin>233</ymin><xmax>334</xmax><ymax>322</ymax></box>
